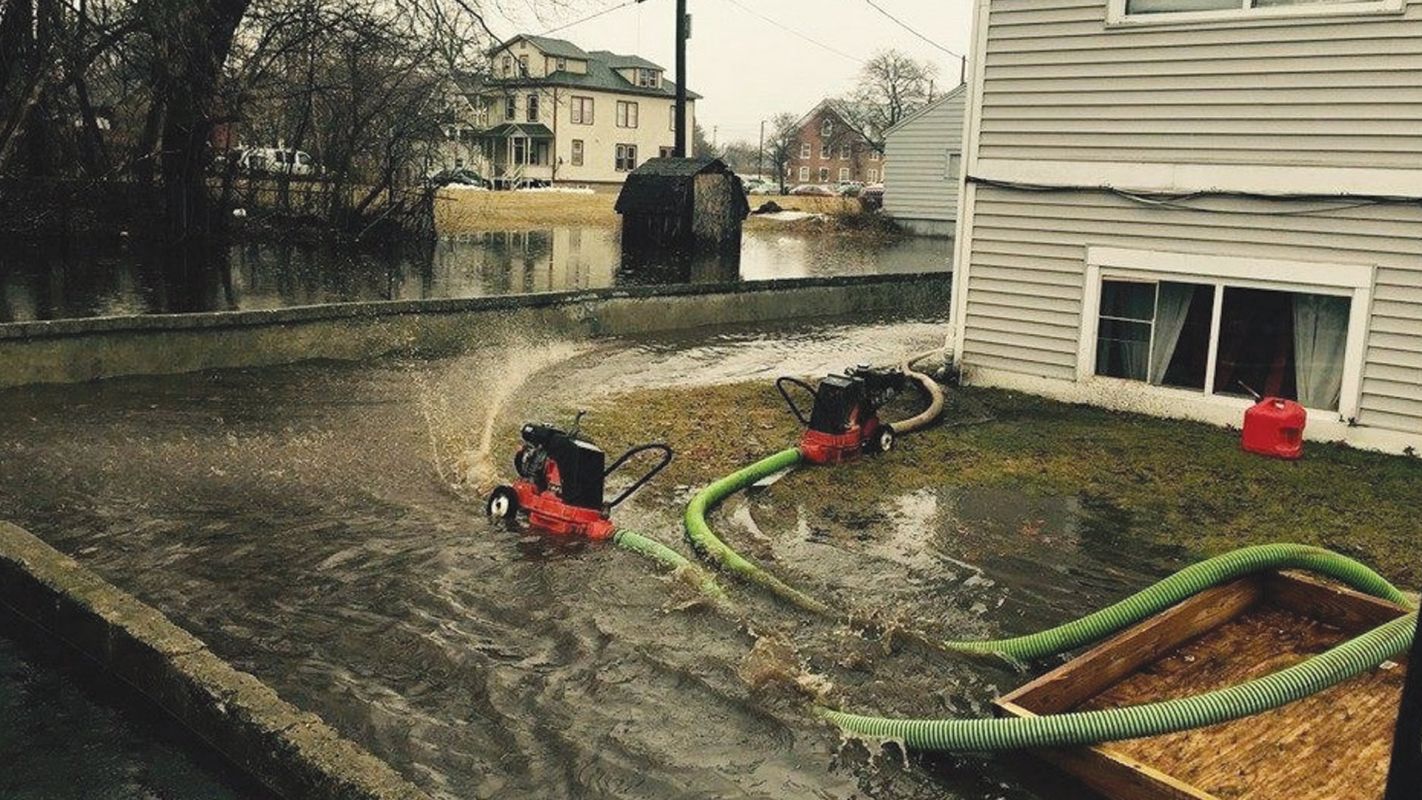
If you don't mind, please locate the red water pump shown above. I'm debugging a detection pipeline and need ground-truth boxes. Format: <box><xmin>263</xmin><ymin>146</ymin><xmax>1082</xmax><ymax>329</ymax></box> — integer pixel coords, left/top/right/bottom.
<box><xmin>778</xmin><ymin>365</ymin><xmax>908</xmax><ymax>465</ymax></box>
<box><xmin>486</xmin><ymin>414</ymin><xmax>672</xmax><ymax>540</ymax></box>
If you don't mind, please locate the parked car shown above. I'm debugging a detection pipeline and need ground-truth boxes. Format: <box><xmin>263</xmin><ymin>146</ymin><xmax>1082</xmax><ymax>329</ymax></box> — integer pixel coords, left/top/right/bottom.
<box><xmin>859</xmin><ymin>183</ymin><xmax>885</xmax><ymax>211</ymax></box>
<box><xmin>789</xmin><ymin>184</ymin><xmax>837</xmax><ymax>197</ymax></box>
<box><xmin>238</xmin><ymin>147</ymin><xmax>317</xmax><ymax>177</ymax></box>
<box><xmin>748</xmin><ymin>181</ymin><xmax>782</xmax><ymax>196</ymax></box>
<box><xmin>837</xmin><ymin>181</ymin><xmax>865</xmax><ymax>197</ymax></box>
<box><xmin>425</xmin><ymin>168</ymin><xmax>489</xmax><ymax>189</ymax></box>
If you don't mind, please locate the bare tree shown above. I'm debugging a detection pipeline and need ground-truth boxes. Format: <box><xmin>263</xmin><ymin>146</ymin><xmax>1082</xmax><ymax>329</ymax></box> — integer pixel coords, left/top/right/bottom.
<box><xmin>839</xmin><ymin>49</ymin><xmax>938</xmax><ymax>145</ymax></box>
<box><xmin>762</xmin><ymin>111</ymin><xmax>799</xmax><ymax>194</ymax></box>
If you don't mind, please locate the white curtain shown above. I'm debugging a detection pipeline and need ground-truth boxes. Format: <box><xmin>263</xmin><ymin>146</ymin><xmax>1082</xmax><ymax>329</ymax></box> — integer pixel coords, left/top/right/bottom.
<box><xmin>1293</xmin><ymin>294</ymin><xmax>1350</xmax><ymax>410</ymax></box>
<box><xmin>1149</xmin><ymin>283</ymin><xmax>1194</xmax><ymax>386</ymax></box>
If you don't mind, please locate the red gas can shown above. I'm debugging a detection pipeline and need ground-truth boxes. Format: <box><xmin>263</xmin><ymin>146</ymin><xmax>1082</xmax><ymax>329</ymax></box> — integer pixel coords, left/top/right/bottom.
<box><xmin>1241</xmin><ymin>397</ymin><xmax>1306</xmax><ymax>460</ymax></box>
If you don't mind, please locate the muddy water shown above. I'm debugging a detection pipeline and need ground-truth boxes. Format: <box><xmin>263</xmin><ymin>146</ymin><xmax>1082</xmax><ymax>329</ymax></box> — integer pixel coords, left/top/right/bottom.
<box><xmin>0</xmin><ymin>315</ymin><xmax>1189</xmax><ymax>799</ymax></box>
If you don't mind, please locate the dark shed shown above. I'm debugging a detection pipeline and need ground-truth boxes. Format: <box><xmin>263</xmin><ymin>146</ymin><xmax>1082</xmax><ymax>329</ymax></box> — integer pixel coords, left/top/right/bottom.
<box><xmin>615</xmin><ymin>157</ymin><xmax>749</xmax><ymax>260</ymax></box>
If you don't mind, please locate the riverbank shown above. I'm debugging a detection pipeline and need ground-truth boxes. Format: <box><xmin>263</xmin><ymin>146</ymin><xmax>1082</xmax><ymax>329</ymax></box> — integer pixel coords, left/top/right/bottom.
<box><xmin>574</xmin><ymin>381</ymin><xmax>1422</xmax><ymax>586</ymax></box>
<box><xmin>434</xmin><ymin>188</ymin><xmax>887</xmax><ymax>235</ymax></box>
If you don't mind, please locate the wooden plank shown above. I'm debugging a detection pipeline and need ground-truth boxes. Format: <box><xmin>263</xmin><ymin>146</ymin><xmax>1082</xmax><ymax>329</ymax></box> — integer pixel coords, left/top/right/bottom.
<box><xmin>997</xmin><ymin>701</ymin><xmax>1218</xmax><ymax>800</ymax></box>
<box><xmin>1265</xmin><ymin>571</ymin><xmax>1412</xmax><ymax>629</ymax></box>
<box><xmin>1001</xmin><ymin>577</ymin><xmax>1264</xmax><ymax>713</ymax></box>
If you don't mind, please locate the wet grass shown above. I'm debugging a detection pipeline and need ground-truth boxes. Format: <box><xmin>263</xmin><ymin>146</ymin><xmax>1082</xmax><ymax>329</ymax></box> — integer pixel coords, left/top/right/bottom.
<box><xmin>576</xmin><ymin>381</ymin><xmax>1422</xmax><ymax>586</ymax></box>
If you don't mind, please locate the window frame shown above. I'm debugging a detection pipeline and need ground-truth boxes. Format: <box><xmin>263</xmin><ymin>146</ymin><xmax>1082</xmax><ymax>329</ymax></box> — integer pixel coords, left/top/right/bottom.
<box><xmin>571</xmin><ymin>138</ymin><xmax>584</xmax><ymax>166</ymax></box>
<box><xmin>504</xmin><ymin>95</ymin><xmax>516</xmax><ymax>120</ymax></box>
<box><xmin>821</xmin><ymin>118</ymin><xmax>833</xmax><ymax>137</ymax></box>
<box><xmin>817</xmin><ymin>166</ymin><xmax>829</xmax><ymax>182</ymax></box>
<box><xmin>799</xmin><ymin>142</ymin><xmax>811</xmax><ymax>159</ymax></box>
<box><xmin>945</xmin><ymin>152</ymin><xmax>961</xmax><ymax>181</ymax></box>
<box><xmin>838</xmin><ymin>167</ymin><xmax>850</xmax><ymax>182</ymax></box>
<box><xmin>616</xmin><ymin>100</ymin><xmax>639</xmax><ymax>128</ymax></box>
<box><xmin>820</xmin><ymin>143</ymin><xmax>832</xmax><ymax>160</ymax></box>
<box><xmin>798</xmin><ymin>166</ymin><xmax>809</xmax><ymax>182</ymax></box>
<box><xmin>615</xmin><ymin>143</ymin><xmax>638</xmax><ymax>172</ymax></box>
<box><xmin>556</xmin><ymin>57</ymin><xmax>567</xmax><ymax>71</ymax></box>
<box><xmin>1106</xmin><ymin>0</ymin><xmax>1404</xmax><ymax>27</ymax></box>
<box><xmin>1078</xmin><ymin>247</ymin><xmax>1375</xmax><ymax>420</ymax></box>
<box><xmin>526</xmin><ymin>93</ymin><xmax>539</xmax><ymax>123</ymax></box>
<box><xmin>571</xmin><ymin>96</ymin><xmax>593</xmax><ymax>125</ymax></box>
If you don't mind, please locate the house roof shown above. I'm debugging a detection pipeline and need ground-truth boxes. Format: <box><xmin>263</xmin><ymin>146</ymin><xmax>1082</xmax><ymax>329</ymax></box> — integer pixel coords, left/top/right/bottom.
<box><xmin>480</xmin><ymin>35</ymin><xmax>700</xmax><ymax>100</ymax></box>
<box><xmin>883</xmin><ymin>83</ymin><xmax>968</xmax><ymax>136</ymax></box>
<box><xmin>792</xmin><ymin>99</ymin><xmax>878</xmax><ymax>146</ymax></box>
<box><xmin>481</xmin><ymin>122</ymin><xmax>555</xmax><ymax>139</ymax></box>
<box><xmin>589</xmin><ymin>50</ymin><xmax>660</xmax><ymax>70</ymax></box>
<box><xmin>614</xmin><ymin>158</ymin><xmax>749</xmax><ymax>218</ymax></box>
<box><xmin>492</xmin><ymin>34</ymin><xmax>589</xmax><ymax>60</ymax></box>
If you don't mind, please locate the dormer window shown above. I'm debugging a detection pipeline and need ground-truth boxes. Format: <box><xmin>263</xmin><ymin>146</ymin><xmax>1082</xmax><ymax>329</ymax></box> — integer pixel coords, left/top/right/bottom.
<box><xmin>821</xmin><ymin>118</ymin><xmax>833</xmax><ymax>137</ymax></box>
<box><xmin>518</xmin><ymin>55</ymin><xmax>529</xmax><ymax>75</ymax></box>
<box><xmin>501</xmin><ymin>55</ymin><xmax>512</xmax><ymax>76</ymax></box>
<box><xmin>556</xmin><ymin>57</ymin><xmax>567</xmax><ymax>71</ymax></box>
<box><xmin>636</xmin><ymin>68</ymin><xmax>661</xmax><ymax>88</ymax></box>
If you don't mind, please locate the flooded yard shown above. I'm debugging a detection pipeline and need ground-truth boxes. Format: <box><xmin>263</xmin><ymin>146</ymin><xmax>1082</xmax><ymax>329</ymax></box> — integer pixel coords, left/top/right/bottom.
<box><xmin>0</xmin><ymin>227</ymin><xmax>949</xmax><ymax>321</ymax></box>
<box><xmin>0</xmin><ymin>314</ymin><xmax>1202</xmax><ymax>800</ymax></box>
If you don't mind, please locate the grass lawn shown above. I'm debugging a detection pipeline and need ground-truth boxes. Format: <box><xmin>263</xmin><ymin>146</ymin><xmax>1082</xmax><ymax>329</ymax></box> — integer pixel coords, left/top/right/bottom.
<box><xmin>574</xmin><ymin>381</ymin><xmax>1422</xmax><ymax>586</ymax></box>
<box><xmin>435</xmin><ymin>188</ymin><xmax>861</xmax><ymax>233</ymax></box>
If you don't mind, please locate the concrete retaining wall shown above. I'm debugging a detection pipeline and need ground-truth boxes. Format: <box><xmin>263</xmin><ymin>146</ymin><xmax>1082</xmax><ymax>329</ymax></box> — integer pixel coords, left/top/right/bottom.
<box><xmin>0</xmin><ymin>521</ymin><xmax>431</xmax><ymax>800</ymax></box>
<box><xmin>0</xmin><ymin>274</ymin><xmax>950</xmax><ymax>388</ymax></box>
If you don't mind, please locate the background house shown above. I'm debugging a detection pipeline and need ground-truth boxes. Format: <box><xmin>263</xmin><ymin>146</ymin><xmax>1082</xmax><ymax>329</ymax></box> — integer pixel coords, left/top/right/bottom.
<box><xmin>445</xmin><ymin>34</ymin><xmax>697</xmax><ymax>187</ymax></box>
<box><xmin>784</xmin><ymin>100</ymin><xmax>883</xmax><ymax>187</ymax></box>
<box><xmin>881</xmin><ymin>85</ymin><xmax>967</xmax><ymax>237</ymax></box>
<box><xmin>950</xmin><ymin>0</ymin><xmax>1422</xmax><ymax>454</ymax></box>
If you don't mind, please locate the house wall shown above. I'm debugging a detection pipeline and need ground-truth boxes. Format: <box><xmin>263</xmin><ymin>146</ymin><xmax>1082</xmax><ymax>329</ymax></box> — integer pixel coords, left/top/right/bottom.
<box><xmin>478</xmin><ymin>87</ymin><xmax>693</xmax><ymax>184</ymax></box>
<box><xmin>976</xmin><ymin>0</ymin><xmax>1422</xmax><ymax>169</ymax></box>
<box><xmin>957</xmin><ymin>186</ymin><xmax>1422</xmax><ymax>438</ymax></box>
<box><xmin>883</xmin><ymin>89</ymin><xmax>967</xmax><ymax>236</ymax></box>
<box><xmin>786</xmin><ymin>107</ymin><xmax>881</xmax><ymax>186</ymax></box>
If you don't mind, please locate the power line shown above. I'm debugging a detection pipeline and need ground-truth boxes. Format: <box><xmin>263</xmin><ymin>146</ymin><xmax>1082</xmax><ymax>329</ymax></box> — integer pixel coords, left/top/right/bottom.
<box><xmin>861</xmin><ymin>0</ymin><xmax>963</xmax><ymax>59</ymax></box>
<box><xmin>719</xmin><ymin>0</ymin><xmax>866</xmax><ymax>65</ymax></box>
<box><xmin>536</xmin><ymin>0</ymin><xmax>648</xmax><ymax>38</ymax></box>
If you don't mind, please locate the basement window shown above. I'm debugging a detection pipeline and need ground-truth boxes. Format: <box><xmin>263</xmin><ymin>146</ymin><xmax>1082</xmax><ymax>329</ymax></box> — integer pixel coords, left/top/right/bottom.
<box><xmin>1083</xmin><ymin>249</ymin><xmax>1371</xmax><ymax>415</ymax></box>
<box><xmin>1111</xmin><ymin>0</ymin><xmax>1403</xmax><ymax>24</ymax></box>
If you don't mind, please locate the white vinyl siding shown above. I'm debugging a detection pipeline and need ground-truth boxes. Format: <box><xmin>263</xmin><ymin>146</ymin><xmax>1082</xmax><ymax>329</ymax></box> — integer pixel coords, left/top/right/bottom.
<box><xmin>977</xmin><ymin>0</ymin><xmax>1422</xmax><ymax>169</ymax></box>
<box><xmin>960</xmin><ymin>186</ymin><xmax>1422</xmax><ymax>433</ymax></box>
<box><xmin>883</xmin><ymin>88</ymin><xmax>968</xmax><ymax>227</ymax></box>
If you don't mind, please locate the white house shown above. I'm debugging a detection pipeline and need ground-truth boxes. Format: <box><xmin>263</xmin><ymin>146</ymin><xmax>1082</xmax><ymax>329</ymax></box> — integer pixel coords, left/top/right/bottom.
<box><xmin>951</xmin><ymin>0</ymin><xmax>1422</xmax><ymax>454</ymax></box>
<box><xmin>882</xmin><ymin>85</ymin><xmax>967</xmax><ymax>237</ymax></box>
<box><xmin>450</xmin><ymin>34</ymin><xmax>697</xmax><ymax>187</ymax></box>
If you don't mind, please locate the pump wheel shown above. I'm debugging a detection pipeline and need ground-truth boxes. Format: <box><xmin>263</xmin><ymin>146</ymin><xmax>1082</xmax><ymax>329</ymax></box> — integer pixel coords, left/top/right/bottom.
<box><xmin>486</xmin><ymin>486</ymin><xmax>519</xmax><ymax>519</ymax></box>
<box><xmin>874</xmin><ymin>427</ymin><xmax>895</xmax><ymax>453</ymax></box>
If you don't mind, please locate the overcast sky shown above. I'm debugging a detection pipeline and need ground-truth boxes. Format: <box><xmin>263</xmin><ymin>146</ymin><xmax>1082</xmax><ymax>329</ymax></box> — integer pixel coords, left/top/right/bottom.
<box><xmin>486</xmin><ymin>0</ymin><xmax>975</xmax><ymax>145</ymax></box>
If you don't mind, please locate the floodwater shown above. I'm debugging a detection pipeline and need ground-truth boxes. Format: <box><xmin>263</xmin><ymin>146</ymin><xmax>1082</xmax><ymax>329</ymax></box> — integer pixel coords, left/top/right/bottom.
<box><xmin>0</xmin><ymin>314</ymin><xmax>1192</xmax><ymax>799</ymax></box>
<box><xmin>0</xmin><ymin>228</ymin><xmax>949</xmax><ymax>321</ymax></box>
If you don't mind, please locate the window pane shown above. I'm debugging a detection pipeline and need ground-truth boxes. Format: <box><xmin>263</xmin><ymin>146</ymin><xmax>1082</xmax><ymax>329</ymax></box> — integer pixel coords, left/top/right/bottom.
<box><xmin>1212</xmin><ymin>287</ymin><xmax>1350</xmax><ymax>410</ymax></box>
<box><xmin>1100</xmin><ymin>280</ymin><xmax>1156</xmax><ymax>321</ymax></box>
<box><xmin>1127</xmin><ymin>0</ymin><xmax>1240</xmax><ymax>11</ymax></box>
<box><xmin>1096</xmin><ymin>318</ymin><xmax>1152</xmax><ymax>381</ymax></box>
<box><xmin>1154</xmin><ymin>282</ymin><xmax>1214</xmax><ymax>390</ymax></box>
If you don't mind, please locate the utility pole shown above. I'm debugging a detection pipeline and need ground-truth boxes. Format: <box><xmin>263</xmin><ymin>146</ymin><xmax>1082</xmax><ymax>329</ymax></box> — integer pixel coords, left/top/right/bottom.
<box><xmin>1384</xmin><ymin>611</ymin><xmax>1422</xmax><ymax>798</ymax></box>
<box><xmin>758</xmin><ymin>119</ymin><xmax>765</xmax><ymax>179</ymax></box>
<box><xmin>674</xmin><ymin>0</ymin><xmax>689</xmax><ymax>157</ymax></box>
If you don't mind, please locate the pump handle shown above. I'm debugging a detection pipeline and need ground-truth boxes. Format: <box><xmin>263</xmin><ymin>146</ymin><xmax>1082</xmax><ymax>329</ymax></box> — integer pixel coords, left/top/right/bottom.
<box><xmin>776</xmin><ymin>376</ymin><xmax>818</xmax><ymax>427</ymax></box>
<box><xmin>604</xmin><ymin>443</ymin><xmax>674</xmax><ymax>509</ymax></box>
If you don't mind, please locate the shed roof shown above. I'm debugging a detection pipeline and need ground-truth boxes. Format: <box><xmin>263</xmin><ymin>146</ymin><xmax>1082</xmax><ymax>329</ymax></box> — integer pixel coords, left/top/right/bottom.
<box><xmin>614</xmin><ymin>158</ymin><xmax>749</xmax><ymax>217</ymax></box>
<box><xmin>481</xmin><ymin>122</ymin><xmax>555</xmax><ymax>139</ymax></box>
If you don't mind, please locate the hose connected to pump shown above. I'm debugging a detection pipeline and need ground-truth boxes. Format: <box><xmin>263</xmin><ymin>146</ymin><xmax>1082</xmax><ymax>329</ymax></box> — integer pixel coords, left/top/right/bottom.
<box><xmin>680</xmin><ymin>351</ymin><xmax>1417</xmax><ymax>754</ymax></box>
<box><xmin>613</xmin><ymin>528</ymin><xmax>733</xmax><ymax>609</ymax></box>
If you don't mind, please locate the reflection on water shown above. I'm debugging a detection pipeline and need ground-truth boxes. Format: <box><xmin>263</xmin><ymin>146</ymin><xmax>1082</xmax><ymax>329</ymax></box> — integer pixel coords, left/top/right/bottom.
<box><xmin>0</xmin><ymin>228</ymin><xmax>950</xmax><ymax>322</ymax></box>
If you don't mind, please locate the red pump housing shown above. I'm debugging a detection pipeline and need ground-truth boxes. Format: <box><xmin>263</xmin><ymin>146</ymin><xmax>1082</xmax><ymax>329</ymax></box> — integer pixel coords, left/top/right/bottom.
<box><xmin>1242</xmin><ymin>397</ymin><xmax>1306</xmax><ymax>460</ymax></box>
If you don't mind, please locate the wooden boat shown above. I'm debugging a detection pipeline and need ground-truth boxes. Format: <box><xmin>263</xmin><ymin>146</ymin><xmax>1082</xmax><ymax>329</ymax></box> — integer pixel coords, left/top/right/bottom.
<box><xmin>995</xmin><ymin>571</ymin><xmax>1411</xmax><ymax>800</ymax></box>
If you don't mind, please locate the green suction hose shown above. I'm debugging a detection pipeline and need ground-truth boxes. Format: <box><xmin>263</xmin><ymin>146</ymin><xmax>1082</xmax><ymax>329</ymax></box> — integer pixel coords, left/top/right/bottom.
<box><xmin>613</xmin><ymin>529</ymin><xmax>732</xmax><ymax>607</ymax></box>
<box><xmin>682</xmin><ymin>447</ymin><xmax>834</xmax><ymax>615</ymax></box>
<box><xmin>943</xmin><ymin>543</ymin><xmax>1412</xmax><ymax>661</ymax></box>
<box><xmin>822</xmin><ymin>611</ymin><xmax>1416</xmax><ymax>751</ymax></box>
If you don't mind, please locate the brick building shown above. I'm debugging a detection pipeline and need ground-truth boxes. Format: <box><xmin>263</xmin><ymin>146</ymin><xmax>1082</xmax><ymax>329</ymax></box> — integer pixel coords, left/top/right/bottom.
<box><xmin>784</xmin><ymin>100</ymin><xmax>883</xmax><ymax>188</ymax></box>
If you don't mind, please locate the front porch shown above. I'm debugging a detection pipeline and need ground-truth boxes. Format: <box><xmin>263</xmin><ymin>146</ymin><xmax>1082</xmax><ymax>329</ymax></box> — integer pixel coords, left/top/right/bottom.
<box><xmin>480</xmin><ymin>123</ymin><xmax>555</xmax><ymax>189</ymax></box>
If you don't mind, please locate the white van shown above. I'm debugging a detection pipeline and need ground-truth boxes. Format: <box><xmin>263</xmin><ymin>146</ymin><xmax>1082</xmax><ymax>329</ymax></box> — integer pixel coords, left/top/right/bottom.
<box><xmin>238</xmin><ymin>147</ymin><xmax>317</xmax><ymax>177</ymax></box>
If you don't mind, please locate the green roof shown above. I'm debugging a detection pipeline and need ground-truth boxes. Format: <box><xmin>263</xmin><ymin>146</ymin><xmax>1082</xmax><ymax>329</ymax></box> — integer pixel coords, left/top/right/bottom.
<box><xmin>481</xmin><ymin>122</ymin><xmax>554</xmax><ymax>139</ymax></box>
<box><xmin>481</xmin><ymin>35</ymin><xmax>699</xmax><ymax>100</ymax></box>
